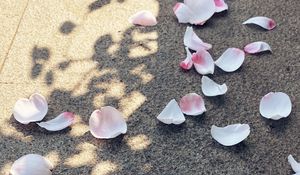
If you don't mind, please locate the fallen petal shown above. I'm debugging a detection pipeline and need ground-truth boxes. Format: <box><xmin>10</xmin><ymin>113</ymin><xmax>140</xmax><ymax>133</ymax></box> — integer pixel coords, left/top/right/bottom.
<box><xmin>214</xmin><ymin>0</ymin><xmax>228</xmax><ymax>12</ymax></box>
<box><xmin>129</xmin><ymin>10</ymin><xmax>157</xmax><ymax>26</ymax></box>
<box><xmin>185</xmin><ymin>0</ymin><xmax>216</xmax><ymax>24</ymax></box>
<box><xmin>179</xmin><ymin>93</ymin><xmax>206</xmax><ymax>116</ymax></box>
<box><xmin>288</xmin><ymin>155</ymin><xmax>300</xmax><ymax>173</ymax></box>
<box><xmin>243</xmin><ymin>16</ymin><xmax>276</xmax><ymax>30</ymax></box>
<box><xmin>13</xmin><ymin>93</ymin><xmax>48</xmax><ymax>124</ymax></box>
<box><xmin>37</xmin><ymin>112</ymin><xmax>75</xmax><ymax>131</ymax></box>
<box><xmin>215</xmin><ymin>48</ymin><xmax>245</xmax><ymax>72</ymax></box>
<box><xmin>89</xmin><ymin>106</ymin><xmax>127</xmax><ymax>139</ymax></box>
<box><xmin>244</xmin><ymin>41</ymin><xmax>271</xmax><ymax>54</ymax></box>
<box><xmin>211</xmin><ymin>124</ymin><xmax>250</xmax><ymax>146</ymax></box>
<box><xmin>10</xmin><ymin>154</ymin><xmax>53</xmax><ymax>175</ymax></box>
<box><xmin>180</xmin><ymin>47</ymin><xmax>193</xmax><ymax>70</ymax></box>
<box><xmin>173</xmin><ymin>3</ymin><xmax>194</xmax><ymax>23</ymax></box>
<box><xmin>157</xmin><ymin>99</ymin><xmax>185</xmax><ymax>124</ymax></box>
<box><xmin>259</xmin><ymin>92</ymin><xmax>292</xmax><ymax>120</ymax></box>
<box><xmin>184</xmin><ymin>26</ymin><xmax>212</xmax><ymax>51</ymax></box>
<box><xmin>201</xmin><ymin>76</ymin><xmax>227</xmax><ymax>96</ymax></box>
<box><xmin>192</xmin><ymin>49</ymin><xmax>215</xmax><ymax>75</ymax></box>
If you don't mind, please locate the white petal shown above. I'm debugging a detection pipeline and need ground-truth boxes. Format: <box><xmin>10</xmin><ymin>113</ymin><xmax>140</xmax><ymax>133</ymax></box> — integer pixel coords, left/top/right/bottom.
<box><xmin>201</xmin><ymin>76</ymin><xmax>227</xmax><ymax>96</ymax></box>
<box><xmin>214</xmin><ymin>0</ymin><xmax>228</xmax><ymax>12</ymax></box>
<box><xmin>37</xmin><ymin>112</ymin><xmax>75</xmax><ymax>131</ymax></box>
<box><xmin>288</xmin><ymin>155</ymin><xmax>300</xmax><ymax>173</ymax></box>
<box><xmin>180</xmin><ymin>47</ymin><xmax>193</xmax><ymax>70</ymax></box>
<box><xmin>259</xmin><ymin>92</ymin><xmax>292</xmax><ymax>120</ymax></box>
<box><xmin>179</xmin><ymin>93</ymin><xmax>206</xmax><ymax>116</ymax></box>
<box><xmin>184</xmin><ymin>0</ymin><xmax>216</xmax><ymax>24</ymax></box>
<box><xmin>215</xmin><ymin>48</ymin><xmax>245</xmax><ymax>72</ymax></box>
<box><xmin>129</xmin><ymin>10</ymin><xmax>157</xmax><ymax>26</ymax></box>
<box><xmin>192</xmin><ymin>49</ymin><xmax>215</xmax><ymax>75</ymax></box>
<box><xmin>184</xmin><ymin>26</ymin><xmax>212</xmax><ymax>51</ymax></box>
<box><xmin>211</xmin><ymin>124</ymin><xmax>250</xmax><ymax>146</ymax></box>
<box><xmin>10</xmin><ymin>154</ymin><xmax>53</xmax><ymax>175</ymax></box>
<box><xmin>13</xmin><ymin>93</ymin><xmax>48</xmax><ymax>124</ymax></box>
<box><xmin>244</xmin><ymin>41</ymin><xmax>271</xmax><ymax>54</ymax></box>
<box><xmin>157</xmin><ymin>99</ymin><xmax>185</xmax><ymax>124</ymax></box>
<box><xmin>243</xmin><ymin>16</ymin><xmax>276</xmax><ymax>30</ymax></box>
<box><xmin>89</xmin><ymin>106</ymin><xmax>127</xmax><ymax>139</ymax></box>
<box><xmin>173</xmin><ymin>3</ymin><xmax>194</xmax><ymax>23</ymax></box>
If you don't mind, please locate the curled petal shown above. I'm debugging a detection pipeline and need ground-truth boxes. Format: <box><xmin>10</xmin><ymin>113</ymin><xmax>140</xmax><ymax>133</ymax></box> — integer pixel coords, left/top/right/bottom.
<box><xmin>192</xmin><ymin>49</ymin><xmax>215</xmax><ymax>75</ymax></box>
<box><xmin>201</xmin><ymin>76</ymin><xmax>227</xmax><ymax>96</ymax></box>
<box><xmin>211</xmin><ymin>124</ymin><xmax>250</xmax><ymax>146</ymax></box>
<box><xmin>10</xmin><ymin>154</ymin><xmax>53</xmax><ymax>175</ymax></box>
<box><xmin>288</xmin><ymin>155</ymin><xmax>300</xmax><ymax>173</ymax></box>
<box><xmin>259</xmin><ymin>92</ymin><xmax>292</xmax><ymax>120</ymax></box>
<box><xmin>215</xmin><ymin>48</ymin><xmax>245</xmax><ymax>72</ymax></box>
<box><xmin>89</xmin><ymin>106</ymin><xmax>127</xmax><ymax>139</ymax></box>
<box><xmin>129</xmin><ymin>10</ymin><xmax>157</xmax><ymax>26</ymax></box>
<box><xmin>243</xmin><ymin>16</ymin><xmax>276</xmax><ymax>30</ymax></box>
<box><xmin>180</xmin><ymin>47</ymin><xmax>193</xmax><ymax>70</ymax></box>
<box><xmin>157</xmin><ymin>99</ymin><xmax>185</xmax><ymax>124</ymax></box>
<box><xmin>184</xmin><ymin>26</ymin><xmax>212</xmax><ymax>51</ymax></box>
<box><xmin>37</xmin><ymin>112</ymin><xmax>75</xmax><ymax>131</ymax></box>
<box><xmin>214</xmin><ymin>0</ymin><xmax>228</xmax><ymax>12</ymax></box>
<box><xmin>13</xmin><ymin>93</ymin><xmax>48</xmax><ymax>124</ymax></box>
<box><xmin>244</xmin><ymin>41</ymin><xmax>271</xmax><ymax>54</ymax></box>
<box><xmin>179</xmin><ymin>93</ymin><xmax>206</xmax><ymax>116</ymax></box>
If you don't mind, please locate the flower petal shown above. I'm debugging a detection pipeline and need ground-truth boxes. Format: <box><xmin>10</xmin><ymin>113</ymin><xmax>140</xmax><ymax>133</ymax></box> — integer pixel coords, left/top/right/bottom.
<box><xmin>10</xmin><ymin>154</ymin><xmax>53</xmax><ymax>175</ymax></box>
<box><xmin>184</xmin><ymin>26</ymin><xmax>212</xmax><ymax>51</ymax></box>
<box><xmin>215</xmin><ymin>48</ymin><xmax>245</xmax><ymax>72</ymax></box>
<box><xmin>89</xmin><ymin>106</ymin><xmax>127</xmax><ymax>139</ymax></box>
<box><xmin>157</xmin><ymin>99</ymin><xmax>185</xmax><ymax>124</ymax></box>
<box><xmin>129</xmin><ymin>10</ymin><xmax>157</xmax><ymax>26</ymax></box>
<box><xmin>244</xmin><ymin>41</ymin><xmax>271</xmax><ymax>54</ymax></box>
<box><xmin>173</xmin><ymin>3</ymin><xmax>194</xmax><ymax>23</ymax></box>
<box><xmin>37</xmin><ymin>112</ymin><xmax>75</xmax><ymax>131</ymax></box>
<box><xmin>243</xmin><ymin>16</ymin><xmax>276</xmax><ymax>30</ymax></box>
<box><xmin>179</xmin><ymin>93</ymin><xmax>206</xmax><ymax>116</ymax></box>
<box><xmin>259</xmin><ymin>92</ymin><xmax>292</xmax><ymax>120</ymax></box>
<box><xmin>192</xmin><ymin>49</ymin><xmax>215</xmax><ymax>75</ymax></box>
<box><xmin>211</xmin><ymin>124</ymin><xmax>250</xmax><ymax>146</ymax></box>
<box><xmin>288</xmin><ymin>155</ymin><xmax>300</xmax><ymax>173</ymax></box>
<box><xmin>201</xmin><ymin>76</ymin><xmax>227</xmax><ymax>96</ymax></box>
<box><xmin>180</xmin><ymin>47</ymin><xmax>193</xmax><ymax>70</ymax></box>
<box><xmin>214</xmin><ymin>0</ymin><xmax>228</xmax><ymax>12</ymax></box>
<box><xmin>13</xmin><ymin>93</ymin><xmax>48</xmax><ymax>124</ymax></box>
<box><xmin>184</xmin><ymin>0</ymin><xmax>216</xmax><ymax>24</ymax></box>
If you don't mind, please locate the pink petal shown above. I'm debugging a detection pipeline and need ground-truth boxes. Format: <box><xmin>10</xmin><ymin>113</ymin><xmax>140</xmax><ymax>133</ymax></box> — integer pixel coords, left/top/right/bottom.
<box><xmin>244</xmin><ymin>41</ymin><xmax>271</xmax><ymax>54</ymax></box>
<box><xmin>243</xmin><ymin>16</ymin><xmax>276</xmax><ymax>30</ymax></box>
<box><xmin>184</xmin><ymin>26</ymin><xmax>212</xmax><ymax>51</ymax></box>
<box><xmin>215</xmin><ymin>48</ymin><xmax>245</xmax><ymax>72</ymax></box>
<box><xmin>13</xmin><ymin>93</ymin><xmax>48</xmax><ymax>124</ymax></box>
<box><xmin>129</xmin><ymin>10</ymin><xmax>157</xmax><ymax>26</ymax></box>
<box><xmin>191</xmin><ymin>49</ymin><xmax>215</xmax><ymax>75</ymax></box>
<box><xmin>89</xmin><ymin>106</ymin><xmax>127</xmax><ymax>139</ymax></box>
<box><xmin>180</xmin><ymin>47</ymin><xmax>193</xmax><ymax>70</ymax></box>
<box><xmin>173</xmin><ymin>3</ymin><xmax>193</xmax><ymax>23</ymax></box>
<box><xmin>37</xmin><ymin>112</ymin><xmax>75</xmax><ymax>131</ymax></box>
<box><xmin>179</xmin><ymin>93</ymin><xmax>206</xmax><ymax>116</ymax></box>
<box><xmin>214</xmin><ymin>0</ymin><xmax>228</xmax><ymax>12</ymax></box>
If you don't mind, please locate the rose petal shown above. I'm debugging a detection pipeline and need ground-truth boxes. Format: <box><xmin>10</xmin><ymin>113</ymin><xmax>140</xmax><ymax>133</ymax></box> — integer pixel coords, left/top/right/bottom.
<box><xmin>214</xmin><ymin>0</ymin><xmax>228</xmax><ymax>12</ymax></box>
<box><xmin>259</xmin><ymin>92</ymin><xmax>292</xmax><ymax>120</ymax></box>
<box><xmin>129</xmin><ymin>10</ymin><xmax>157</xmax><ymax>26</ymax></box>
<box><xmin>180</xmin><ymin>47</ymin><xmax>193</xmax><ymax>70</ymax></box>
<box><xmin>211</xmin><ymin>124</ymin><xmax>250</xmax><ymax>146</ymax></box>
<box><xmin>243</xmin><ymin>16</ymin><xmax>276</xmax><ymax>30</ymax></box>
<box><xmin>10</xmin><ymin>154</ymin><xmax>53</xmax><ymax>175</ymax></box>
<box><xmin>244</xmin><ymin>41</ymin><xmax>271</xmax><ymax>54</ymax></box>
<box><xmin>157</xmin><ymin>99</ymin><xmax>185</xmax><ymax>124</ymax></box>
<box><xmin>201</xmin><ymin>76</ymin><xmax>227</xmax><ymax>96</ymax></box>
<box><xmin>179</xmin><ymin>93</ymin><xmax>206</xmax><ymax>116</ymax></box>
<box><xmin>288</xmin><ymin>155</ymin><xmax>300</xmax><ymax>173</ymax></box>
<box><xmin>37</xmin><ymin>112</ymin><xmax>75</xmax><ymax>131</ymax></box>
<box><xmin>192</xmin><ymin>49</ymin><xmax>215</xmax><ymax>75</ymax></box>
<box><xmin>89</xmin><ymin>106</ymin><xmax>127</xmax><ymax>139</ymax></box>
<box><xmin>13</xmin><ymin>93</ymin><xmax>48</xmax><ymax>124</ymax></box>
<box><xmin>215</xmin><ymin>48</ymin><xmax>245</xmax><ymax>72</ymax></box>
<box><xmin>184</xmin><ymin>26</ymin><xmax>212</xmax><ymax>51</ymax></box>
<box><xmin>173</xmin><ymin>3</ymin><xmax>194</xmax><ymax>24</ymax></box>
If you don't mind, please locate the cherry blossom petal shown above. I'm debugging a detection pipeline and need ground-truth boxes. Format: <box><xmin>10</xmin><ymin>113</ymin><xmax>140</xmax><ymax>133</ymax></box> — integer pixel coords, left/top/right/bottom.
<box><xmin>211</xmin><ymin>124</ymin><xmax>250</xmax><ymax>146</ymax></box>
<box><xmin>259</xmin><ymin>92</ymin><xmax>292</xmax><ymax>120</ymax></box>
<box><xmin>89</xmin><ymin>106</ymin><xmax>127</xmax><ymax>139</ymax></box>
<box><xmin>192</xmin><ymin>49</ymin><xmax>215</xmax><ymax>75</ymax></box>
<box><xmin>244</xmin><ymin>41</ymin><xmax>271</xmax><ymax>54</ymax></box>
<box><xmin>129</xmin><ymin>10</ymin><xmax>157</xmax><ymax>26</ymax></box>
<box><xmin>173</xmin><ymin>3</ymin><xmax>194</xmax><ymax>23</ymax></box>
<box><xmin>215</xmin><ymin>48</ymin><xmax>245</xmax><ymax>72</ymax></box>
<box><xmin>214</xmin><ymin>0</ymin><xmax>228</xmax><ymax>12</ymax></box>
<box><xmin>13</xmin><ymin>93</ymin><xmax>48</xmax><ymax>124</ymax></box>
<box><xmin>184</xmin><ymin>26</ymin><xmax>212</xmax><ymax>51</ymax></box>
<box><xmin>180</xmin><ymin>47</ymin><xmax>193</xmax><ymax>70</ymax></box>
<box><xmin>201</xmin><ymin>76</ymin><xmax>227</xmax><ymax>96</ymax></box>
<box><xmin>179</xmin><ymin>93</ymin><xmax>206</xmax><ymax>116</ymax></box>
<box><xmin>37</xmin><ymin>112</ymin><xmax>75</xmax><ymax>131</ymax></box>
<box><xmin>288</xmin><ymin>155</ymin><xmax>300</xmax><ymax>173</ymax></box>
<box><xmin>243</xmin><ymin>16</ymin><xmax>276</xmax><ymax>30</ymax></box>
<box><xmin>10</xmin><ymin>154</ymin><xmax>53</xmax><ymax>175</ymax></box>
<box><xmin>157</xmin><ymin>99</ymin><xmax>185</xmax><ymax>124</ymax></box>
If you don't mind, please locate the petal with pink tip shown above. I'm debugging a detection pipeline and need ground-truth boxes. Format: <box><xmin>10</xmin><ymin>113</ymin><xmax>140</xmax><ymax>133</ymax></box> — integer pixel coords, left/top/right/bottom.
<box><xmin>89</xmin><ymin>106</ymin><xmax>127</xmax><ymax>139</ymax></box>
<box><xmin>201</xmin><ymin>76</ymin><xmax>227</xmax><ymax>96</ymax></box>
<box><xmin>184</xmin><ymin>26</ymin><xmax>212</xmax><ymax>51</ymax></box>
<box><xmin>13</xmin><ymin>93</ymin><xmax>48</xmax><ymax>124</ymax></box>
<box><xmin>192</xmin><ymin>49</ymin><xmax>215</xmax><ymax>75</ymax></box>
<box><xmin>179</xmin><ymin>93</ymin><xmax>206</xmax><ymax>116</ymax></box>
<box><xmin>173</xmin><ymin>3</ymin><xmax>194</xmax><ymax>23</ymax></box>
<box><xmin>180</xmin><ymin>47</ymin><xmax>193</xmax><ymax>70</ymax></box>
<box><xmin>215</xmin><ymin>48</ymin><xmax>245</xmax><ymax>72</ymax></box>
<box><xmin>37</xmin><ymin>112</ymin><xmax>75</xmax><ymax>131</ymax></box>
<box><xmin>214</xmin><ymin>0</ymin><xmax>228</xmax><ymax>12</ymax></box>
<box><xmin>157</xmin><ymin>99</ymin><xmax>185</xmax><ymax>124</ymax></box>
<box><xmin>288</xmin><ymin>155</ymin><xmax>300</xmax><ymax>174</ymax></box>
<box><xmin>243</xmin><ymin>16</ymin><xmax>276</xmax><ymax>30</ymax></box>
<box><xmin>129</xmin><ymin>10</ymin><xmax>157</xmax><ymax>26</ymax></box>
<box><xmin>10</xmin><ymin>154</ymin><xmax>53</xmax><ymax>175</ymax></box>
<box><xmin>244</xmin><ymin>41</ymin><xmax>271</xmax><ymax>54</ymax></box>
<box><xmin>259</xmin><ymin>92</ymin><xmax>292</xmax><ymax>120</ymax></box>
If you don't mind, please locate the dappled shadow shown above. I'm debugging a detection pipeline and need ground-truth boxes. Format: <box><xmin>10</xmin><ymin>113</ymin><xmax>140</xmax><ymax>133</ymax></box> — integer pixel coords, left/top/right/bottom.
<box><xmin>31</xmin><ymin>46</ymin><xmax>50</xmax><ymax>79</ymax></box>
<box><xmin>60</xmin><ymin>21</ymin><xmax>76</xmax><ymax>35</ymax></box>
